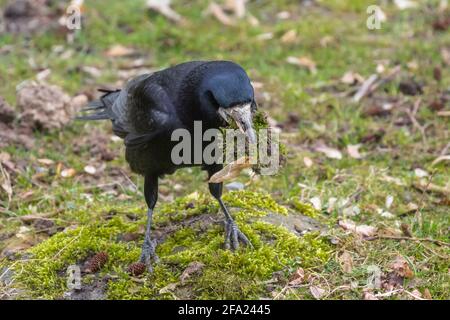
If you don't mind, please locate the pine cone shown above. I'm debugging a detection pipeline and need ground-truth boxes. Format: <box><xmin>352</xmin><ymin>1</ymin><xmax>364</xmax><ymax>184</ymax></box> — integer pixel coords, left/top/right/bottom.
<box><xmin>84</xmin><ymin>252</ymin><xmax>108</xmax><ymax>273</ymax></box>
<box><xmin>127</xmin><ymin>262</ymin><xmax>146</xmax><ymax>276</ymax></box>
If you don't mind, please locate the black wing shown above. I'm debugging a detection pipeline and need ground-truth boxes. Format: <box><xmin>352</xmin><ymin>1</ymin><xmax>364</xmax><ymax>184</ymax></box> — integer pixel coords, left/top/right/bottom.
<box><xmin>111</xmin><ymin>75</ymin><xmax>178</xmax><ymax>148</ymax></box>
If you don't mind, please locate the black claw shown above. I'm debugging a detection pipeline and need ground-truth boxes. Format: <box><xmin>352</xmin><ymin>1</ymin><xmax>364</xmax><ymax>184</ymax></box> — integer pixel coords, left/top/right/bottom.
<box><xmin>224</xmin><ymin>220</ymin><xmax>252</xmax><ymax>250</ymax></box>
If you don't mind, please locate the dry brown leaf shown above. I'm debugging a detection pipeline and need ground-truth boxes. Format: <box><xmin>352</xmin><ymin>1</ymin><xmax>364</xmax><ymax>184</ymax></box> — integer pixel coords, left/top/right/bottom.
<box><xmin>338</xmin><ymin>251</ymin><xmax>354</xmax><ymax>273</ymax></box>
<box><xmin>105</xmin><ymin>45</ymin><xmax>135</xmax><ymax>58</ymax></box>
<box><xmin>341</xmin><ymin>71</ymin><xmax>365</xmax><ymax>85</ymax></box>
<box><xmin>441</xmin><ymin>48</ymin><xmax>450</xmax><ymax>65</ymax></box>
<box><xmin>286</xmin><ymin>56</ymin><xmax>317</xmax><ymax>74</ymax></box>
<box><xmin>224</xmin><ymin>0</ymin><xmax>247</xmax><ymax>18</ymax></box>
<box><xmin>423</xmin><ymin>288</ymin><xmax>432</xmax><ymax>300</ymax></box>
<box><xmin>314</xmin><ymin>144</ymin><xmax>343</xmax><ymax>160</ymax></box>
<box><xmin>159</xmin><ymin>282</ymin><xmax>178</xmax><ymax>295</ymax></box>
<box><xmin>280</xmin><ymin>29</ymin><xmax>297</xmax><ymax>44</ymax></box>
<box><xmin>209</xmin><ymin>157</ymin><xmax>252</xmax><ymax>183</ymax></box>
<box><xmin>288</xmin><ymin>267</ymin><xmax>305</xmax><ymax>286</ymax></box>
<box><xmin>246</xmin><ymin>13</ymin><xmax>259</xmax><ymax>26</ymax></box>
<box><xmin>303</xmin><ymin>156</ymin><xmax>313</xmax><ymax>168</ymax></box>
<box><xmin>208</xmin><ymin>2</ymin><xmax>236</xmax><ymax>26</ymax></box>
<box><xmin>147</xmin><ymin>0</ymin><xmax>184</xmax><ymax>23</ymax></box>
<box><xmin>347</xmin><ymin>144</ymin><xmax>363</xmax><ymax>159</ymax></box>
<box><xmin>309</xmin><ymin>285</ymin><xmax>326</xmax><ymax>299</ymax></box>
<box><xmin>391</xmin><ymin>256</ymin><xmax>414</xmax><ymax>279</ymax></box>
<box><xmin>180</xmin><ymin>261</ymin><xmax>205</xmax><ymax>285</ymax></box>
<box><xmin>37</xmin><ymin>158</ymin><xmax>55</xmax><ymax>166</ymax></box>
<box><xmin>320</xmin><ymin>36</ymin><xmax>334</xmax><ymax>47</ymax></box>
<box><xmin>363</xmin><ymin>290</ymin><xmax>379</xmax><ymax>300</ymax></box>
<box><xmin>338</xmin><ymin>220</ymin><xmax>377</xmax><ymax>237</ymax></box>
<box><xmin>60</xmin><ymin>168</ymin><xmax>76</xmax><ymax>178</ymax></box>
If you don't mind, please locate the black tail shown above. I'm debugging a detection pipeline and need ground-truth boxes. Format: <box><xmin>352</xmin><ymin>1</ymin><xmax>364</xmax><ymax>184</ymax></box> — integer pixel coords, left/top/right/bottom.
<box><xmin>76</xmin><ymin>89</ymin><xmax>121</xmax><ymax>121</ymax></box>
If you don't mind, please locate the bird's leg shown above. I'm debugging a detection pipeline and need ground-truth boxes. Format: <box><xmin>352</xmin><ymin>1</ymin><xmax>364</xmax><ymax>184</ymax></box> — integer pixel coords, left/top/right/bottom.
<box><xmin>139</xmin><ymin>208</ymin><xmax>159</xmax><ymax>269</ymax></box>
<box><xmin>139</xmin><ymin>175</ymin><xmax>159</xmax><ymax>272</ymax></box>
<box><xmin>218</xmin><ymin>198</ymin><xmax>253</xmax><ymax>250</ymax></box>
<box><xmin>207</xmin><ymin>166</ymin><xmax>252</xmax><ymax>250</ymax></box>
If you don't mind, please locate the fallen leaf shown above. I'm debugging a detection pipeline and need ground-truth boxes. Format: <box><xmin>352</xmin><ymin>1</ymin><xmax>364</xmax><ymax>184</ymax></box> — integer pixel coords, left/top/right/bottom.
<box><xmin>208</xmin><ymin>2</ymin><xmax>236</xmax><ymax>26</ymax></box>
<box><xmin>256</xmin><ymin>32</ymin><xmax>273</xmax><ymax>41</ymax></box>
<box><xmin>342</xmin><ymin>205</ymin><xmax>360</xmax><ymax>217</ymax></box>
<box><xmin>36</xmin><ymin>69</ymin><xmax>51</xmax><ymax>82</ymax></box>
<box><xmin>402</xmin><ymin>202</ymin><xmax>419</xmax><ymax>215</ymax></box>
<box><xmin>84</xmin><ymin>165</ymin><xmax>97</xmax><ymax>175</ymax></box>
<box><xmin>315</xmin><ymin>144</ymin><xmax>342</xmax><ymax>160</ymax></box>
<box><xmin>423</xmin><ymin>288</ymin><xmax>432</xmax><ymax>300</ymax></box>
<box><xmin>391</xmin><ymin>256</ymin><xmax>414</xmax><ymax>279</ymax></box>
<box><xmin>81</xmin><ymin>66</ymin><xmax>102</xmax><ymax>78</ymax></box>
<box><xmin>338</xmin><ymin>220</ymin><xmax>377</xmax><ymax>237</ymax></box>
<box><xmin>400</xmin><ymin>223</ymin><xmax>413</xmax><ymax>237</ymax></box>
<box><xmin>338</xmin><ymin>251</ymin><xmax>353</xmax><ymax>273</ymax></box>
<box><xmin>394</xmin><ymin>0</ymin><xmax>418</xmax><ymax>10</ymax></box>
<box><xmin>414</xmin><ymin>168</ymin><xmax>428</xmax><ymax>178</ymax></box>
<box><xmin>280</xmin><ymin>29</ymin><xmax>297</xmax><ymax>44</ymax></box>
<box><xmin>60</xmin><ymin>168</ymin><xmax>76</xmax><ymax>178</ymax></box>
<box><xmin>320</xmin><ymin>35</ymin><xmax>334</xmax><ymax>47</ymax></box>
<box><xmin>309</xmin><ymin>197</ymin><xmax>322</xmax><ymax>211</ymax></box>
<box><xmin>288</xmin><ymin>267</ymin><xmax>305</xmax><ymax>286</ymax></box>
<box><xmin>286</xmin><ymin>56</ymin><xmax>317</xmax><ymax>74</ymax></box>
<box><xmin>105</xmin><ymin>45</ymin><xmax>135</xmax><ymax>58</ymax></box>
<box><xmin>37</xmin><ymin>158</ymin><xmax>55</xmax><ymax>166</ymax></box>
<box><xmin>385</xmin><ymin>195</ymin><xmax>394</xmax><ymax>209</ymax></box>
<box><xmin>224</xmin><ymin>0</ymin><xmax>246</xmax><ymax>18</ymax></box>
<box><xmin>347</xmin><ymin>144</ymin><xmax>363</xmax><ymax>159</ymax></box>
<box><xmin>209</xmin><ymin>157</ymin><xmax>252</xmax><ymax>183</ymax></box>
<box><xmin>309</xmin><ymin>285</ymin><xmax>326</xmax><ymax>299</ymax></box>
<box><xmin>441</xmin><ymin>48</ymin><xmax>450</xmax><ymax>65</ymax></box>
<box><xmin>363</xmin><ymin>290</ymin><xmax>379</xmax><ymax>300</ymax></box>
<box><xmin>327</xmin><ymin>197</ymin><xmax>338</xmax><ymax>213</ymax></box>
<box><xmin>276</xmin><ymin>11</ymin><xmax>290</xmax><ymax>20</ymax></box>
<box><xmin>147</xmin><ymin>0</ymin><xmax>184</xmax><ymax>23</ymax></box>
<box><xmin>303</xmin><ymin>156</ymin><xmax>313</xmax><ymax>168</ymax></box>
<box><xmin>246</xmin><ymin>13</ymin><xmax>259</xmax><ymax>26</ymax></box>
<box><xmin>159</xmin><ymin>282</ymin><xmax>178</xmax><ymax>294</ymax></box>
<box><xmin>341</xmin><ymin>71</ymin><xmax>365</xmax><ymax>85</ymax></box>
<box><xmin>180</xmin><ymin>261</ymin><xmax>205</xmax><ymax>285</ymax></box>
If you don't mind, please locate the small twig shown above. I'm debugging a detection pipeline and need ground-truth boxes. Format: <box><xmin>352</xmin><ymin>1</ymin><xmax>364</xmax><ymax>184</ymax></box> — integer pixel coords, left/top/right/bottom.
<box><xmin>366</xmin><ymin>235</ymin><xmax>450</xmax><ymax>247</ymax></box>
<box><xmin>405</xmin><ymin>98</ymin><xmax>427</xmax><ymax>145</ymax></box>
<box><xmin>353</xmin><ymin>65</ymin><xmax>401</xmax><ymax>102</ymax></box>
<box><xmin>353</xmin><ymin>74</ymin><xmax>379</xmax><ymax>102</ymax></box>
<box><xmin>375</xmin><ymin>289</ymin><xmax>426</xmax><ymax>300</ymax></box>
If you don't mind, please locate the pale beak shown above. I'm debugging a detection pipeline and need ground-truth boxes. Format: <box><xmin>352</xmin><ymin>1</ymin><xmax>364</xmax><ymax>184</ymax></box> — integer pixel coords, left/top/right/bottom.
<box><xmin>219</xmin><ymin>103</ymin><xmax>257</xmax><ymax>144</ymax></box>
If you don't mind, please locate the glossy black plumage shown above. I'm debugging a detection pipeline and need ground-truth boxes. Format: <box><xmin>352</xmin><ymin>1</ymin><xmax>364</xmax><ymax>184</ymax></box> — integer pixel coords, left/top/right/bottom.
<box><xmin>78</xmin><ymin>60</ymin><xmax>256</xmax><ymax>271</ymax></box>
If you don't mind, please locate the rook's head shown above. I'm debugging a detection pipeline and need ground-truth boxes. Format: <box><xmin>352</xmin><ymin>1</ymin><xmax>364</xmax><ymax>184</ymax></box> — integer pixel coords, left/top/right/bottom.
<box><xmin>199</xmin><ymin>63</ymin><xmax>257</xmax><ymax>144</ymax></box>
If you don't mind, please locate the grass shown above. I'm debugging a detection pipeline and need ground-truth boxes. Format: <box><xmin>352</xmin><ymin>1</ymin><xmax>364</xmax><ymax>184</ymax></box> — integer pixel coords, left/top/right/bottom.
<box><xmin>0</xmin><ymin>0</ymin><xmax>449</xmax><ymax>299</ymax></box>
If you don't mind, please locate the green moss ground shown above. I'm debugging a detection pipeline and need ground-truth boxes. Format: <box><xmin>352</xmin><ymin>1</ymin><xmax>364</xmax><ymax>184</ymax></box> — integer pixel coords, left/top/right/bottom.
<box><xmin>8</xmin><ymin>191</ymin><xmax>330</xmax><ymax>299</ymax></box>
<box><xmin>0</xmin><ymin>0</ymin><xmax>449</xmax><ymax>299</ymax></box>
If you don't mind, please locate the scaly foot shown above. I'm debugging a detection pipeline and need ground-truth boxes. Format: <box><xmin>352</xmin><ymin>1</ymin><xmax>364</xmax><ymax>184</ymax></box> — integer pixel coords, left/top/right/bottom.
<box><xmin>139</xmin><ymin>236</ymin><xmax>159</xmax><ymax>272</ymax></box>
<box><xmin>224</xmin><ymin>219</ymin><xmax>253</xmax><ymax>250</ymax></box>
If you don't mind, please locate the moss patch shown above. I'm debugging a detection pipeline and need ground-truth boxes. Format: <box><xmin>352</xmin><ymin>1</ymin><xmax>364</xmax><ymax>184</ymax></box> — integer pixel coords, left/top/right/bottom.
<box><xmin>6</xmin><ymin>191</ymin><xmax>331</xmax><ymax>299</ymax></box>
